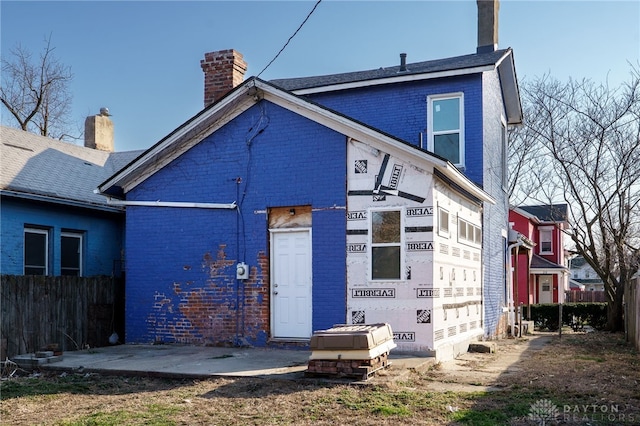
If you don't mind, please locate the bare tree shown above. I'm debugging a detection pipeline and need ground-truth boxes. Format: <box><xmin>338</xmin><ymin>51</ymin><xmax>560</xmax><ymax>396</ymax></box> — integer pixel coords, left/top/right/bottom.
<box><xmin>1</xmin><ymin>35</ymin><xmax>75</xmax><ymax>140</ymax></box>
<box><xmin>509</xmin><ymin>70</ymin><xmax>640</xmax><ymax>332</ymax></box>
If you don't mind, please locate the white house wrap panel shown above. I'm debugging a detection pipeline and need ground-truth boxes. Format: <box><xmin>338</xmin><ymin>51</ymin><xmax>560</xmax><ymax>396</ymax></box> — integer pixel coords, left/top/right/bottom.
<box><xmin>346</xmin><ymin>138</ymin><xmax>483</xmax><ymax>358</ymax></box>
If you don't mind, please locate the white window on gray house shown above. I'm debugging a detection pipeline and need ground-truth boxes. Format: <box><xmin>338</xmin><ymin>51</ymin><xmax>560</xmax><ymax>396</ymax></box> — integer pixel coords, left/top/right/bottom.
<box><xmin>539</xmin><ymin>228</ymin><xmax>553</xmax><ymax>254</ymax></box>
<box><xmin>428</xmin><ymin>93</ymin><xmax>464</xmax><ymax>167</ymax></box>
<box><xmin>370</xmin><ymin>209</ymin><xmax>402</xmax><ymax>280</ymax></box>
<box><xmin>61</xmin><ymin>232</ymin><xmax>83</xmax><ymax>276</ymax></box>
<box><xmin>24</xmin><ymin>227</ymin><xmax>49</xmax><ymax>275</ymax></box>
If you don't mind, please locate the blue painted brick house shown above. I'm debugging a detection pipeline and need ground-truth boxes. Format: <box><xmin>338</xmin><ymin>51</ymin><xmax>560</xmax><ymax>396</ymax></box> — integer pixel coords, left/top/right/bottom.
<box><xmin>98</xmin><ymin>0</ymin><xmax>522</xmax><ymax>357</ymax></box>
<box><xmin>0</xmin><ymin>123</ymin><xmax>142</xmax><ymax>277</ymax></box>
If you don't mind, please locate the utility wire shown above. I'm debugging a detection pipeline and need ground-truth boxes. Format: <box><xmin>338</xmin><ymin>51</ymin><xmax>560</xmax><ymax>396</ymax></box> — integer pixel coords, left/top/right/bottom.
<box><xmin>256</xmin><ymin>0</ymin><xmax>322</xmax><ymax>79</ymax></box>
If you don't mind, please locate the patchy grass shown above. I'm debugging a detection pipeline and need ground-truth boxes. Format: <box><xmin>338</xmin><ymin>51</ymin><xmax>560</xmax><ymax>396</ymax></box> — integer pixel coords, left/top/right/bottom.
<box><xmin>1</xmin><ymin>332</ymin><xmax>638</xmax><ymax>425</ymax></box>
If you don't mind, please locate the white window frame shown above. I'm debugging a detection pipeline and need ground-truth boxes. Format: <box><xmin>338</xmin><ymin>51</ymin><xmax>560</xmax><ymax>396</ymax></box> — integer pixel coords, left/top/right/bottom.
<box><xmin>539</xmin><ymin>227</ymin><xmax>553</xmax><ymax>254</ymax></box>
<box><xmin>61</xmin><ymin>232</ymin><xmax>83</xmax><ymax>277</ymax></box>
<box><xmin>369</xmin><ymin>207</ymin><xmax>404</xmax><ymax>281</ymax></box>
<box><xmin>438</xmin><ymin>207</ymin><xmax>450</xmax><ymax>238</ymax></box>
<box><xmin>427</xmin><ymin>92</ymin><xmax>465</xmax><ymax>167</ymax></box>
<box><xmin>457</xmin><ymin>216</ymin><xmax>482</xmax><ymax>248</ymax></box>
<box><xmin>24</xmin><ymin>227</ymin><xmax>49</xmax><ymax>275</ymax></box>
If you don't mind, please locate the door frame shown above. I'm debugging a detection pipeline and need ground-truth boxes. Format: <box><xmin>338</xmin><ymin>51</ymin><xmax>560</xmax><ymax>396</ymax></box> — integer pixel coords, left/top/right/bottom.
<box><xmin>538</xmin><ymin>275</ymin><xmax>553</xmax><ymax>304</ymax></box>
<box><xmin>269</xmin><ymin>227</ymin><xmax>313</xmax><ymax>340</ymax></box>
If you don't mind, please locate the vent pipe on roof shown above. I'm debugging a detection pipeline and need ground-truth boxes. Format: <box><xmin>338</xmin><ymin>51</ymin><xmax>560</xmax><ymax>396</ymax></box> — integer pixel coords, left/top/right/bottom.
<box><xmin>399</xmin><ymin>53</ymin><xmax>407</xmax><ymax>72</ymax></box>
<box><xmin>477</xmin><ymin>0</ymin><xmax>499</xmax><ymax>53</ymax></box>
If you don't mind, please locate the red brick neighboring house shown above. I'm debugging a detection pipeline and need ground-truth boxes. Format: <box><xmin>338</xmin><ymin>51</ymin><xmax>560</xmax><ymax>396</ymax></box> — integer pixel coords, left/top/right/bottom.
<box><xmin>509</xmin><ymin>205</ymin><xmax>570</xmax><ymax>314</ymax></box>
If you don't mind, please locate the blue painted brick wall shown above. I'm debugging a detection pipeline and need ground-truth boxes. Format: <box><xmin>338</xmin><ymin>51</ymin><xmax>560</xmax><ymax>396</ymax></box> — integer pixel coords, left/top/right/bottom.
<box><xmin>124</xmin><ymin>101</ymin><xmax>346</xmax><ymax>345</ymax></box>
<box><xmin>307</xmin><ymin>72</ymin><xmax>509</xmax><ymax>337</ymax></box>
<box><xmin>0</xmin><ymin>197</ymin><xmax>124</xmax><ymax>276</ymax></box>
<box><xmin>307</xmin><ymin>74</ymin><xmax>485</xmax><ymax>184</ymax></box>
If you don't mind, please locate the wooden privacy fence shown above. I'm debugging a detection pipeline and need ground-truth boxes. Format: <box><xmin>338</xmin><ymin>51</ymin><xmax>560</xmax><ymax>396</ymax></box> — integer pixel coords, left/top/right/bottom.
<box><xmin>564</xmin><ymin>290</ymin><xmax>606</xmax><ymax>303</ymax></box>
<box><xmin>625</xmin><ymin>276</ymin><xmax>640</xmax><ymax>351</ymax></box>
<box><xmin>1</xmin><ymin>275</ymin><xmax>124</xmax><ymax>359</ymax></box>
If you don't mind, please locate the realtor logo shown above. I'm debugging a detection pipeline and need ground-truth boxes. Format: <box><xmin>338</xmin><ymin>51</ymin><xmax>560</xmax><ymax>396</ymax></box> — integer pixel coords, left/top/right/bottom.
<box><xmin>352</xmin><ymin>311</ymin><xmax>365</xmax><ymax>324</ymax></box>
<box><xmin>416</xmin><ymin>309</ymin><xmax>431</xmax><ymax>323</ymax></box>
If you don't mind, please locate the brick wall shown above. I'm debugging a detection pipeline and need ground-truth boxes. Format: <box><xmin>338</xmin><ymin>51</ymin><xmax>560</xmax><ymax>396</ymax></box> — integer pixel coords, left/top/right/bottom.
<box><xmin>0</xmin><ymin>197</ymin><xmax>124</xmax><ymax>276</ymax></box>
<box><xmin>480</xmin><ymin>70</ymin><xmax>510</xmax><ymax>338</ymax></box>
<box><xmin>307</xmin><ymin>72</ymin><xmax>509</xmax><ymax>338</ymax></box>
<box><xmin>308</xmin><ymin>74</ymin><xmax>485</xmax><ymax>185</ymax></box>
<box><xmin>124</xmin><ymin>101</ymin><xmax>346</xmax><ymax>345</ymax></box>
<box><xmin>201</xmin><ymin>49</ymin><xmax>247</xmax><ymax>108</ymax></box>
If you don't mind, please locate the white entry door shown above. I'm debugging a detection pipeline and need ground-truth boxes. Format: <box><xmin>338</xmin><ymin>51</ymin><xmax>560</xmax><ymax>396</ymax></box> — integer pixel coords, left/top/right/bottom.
<box><xmin>271</xmin><ymin>230</ymin><xmax>312</xmax><ymax>339</ymax></box>
<box><xmin>539</xmin><ymin>275</ymin><xmax>553</xmax><ymax>304</ymax></box>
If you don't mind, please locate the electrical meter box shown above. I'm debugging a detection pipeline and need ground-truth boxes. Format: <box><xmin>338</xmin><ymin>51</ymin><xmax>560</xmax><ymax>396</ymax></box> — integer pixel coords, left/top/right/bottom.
<box><xmin>236</xmin><ymin>262</ymin><xmax>249</xmax><ymax>280</ymax></box>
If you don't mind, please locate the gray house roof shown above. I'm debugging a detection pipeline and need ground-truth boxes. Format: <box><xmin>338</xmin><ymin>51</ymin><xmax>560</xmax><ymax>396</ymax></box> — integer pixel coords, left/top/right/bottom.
<box><xmin>519</xmin><ymin>204</ymin><xmax>568</xmax><ymax>223</ymax></box>
<box><xmin>1</xmin><ymin>126</ymin><xmax>143</xmax><ymax>211</ymax></box>
<box><xmin>271</xmin><ymin>49</ymin><xmax>511</xmax><ymax>91</ymax></box>
<box><xmin>271</xmin><ymin>48</ymin><xmax>522</xmax><ymax>125</ymax></box>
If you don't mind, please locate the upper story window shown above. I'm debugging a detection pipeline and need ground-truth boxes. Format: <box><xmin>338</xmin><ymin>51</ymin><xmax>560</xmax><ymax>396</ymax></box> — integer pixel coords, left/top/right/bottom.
<box><xmin>370</xmin><ymin>209</ymin><xmax>402</xmax><ymax>280</ymax></box>
<box><xmin>24</xmin><ymin>227</ymin><xmax>49</xmax><ymax>275</ymax></box>
<box><xmin>61</xmin><ymin>232</ymin><xmax>83</xmax><ymax>276</ymax></box>
<box><xmin>539</xmin><ymin>228</ymin><xmax>553</xmax><ymax>254</ymax></box>
<box><xmin>428</xmin><ymin>93</ymin><xmax>464</xmax><ymax>167</ymax></box>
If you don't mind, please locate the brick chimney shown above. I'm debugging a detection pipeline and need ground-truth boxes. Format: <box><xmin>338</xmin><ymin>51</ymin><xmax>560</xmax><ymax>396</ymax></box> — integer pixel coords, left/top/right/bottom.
<box><xmin>200</xmin><ymin>49</ymin><xmax>247</xmax><ymax>108</ymax></box>
<box><xmin>84</xmin><ymin>108</ymin><xmax>114</xmax><ymax>152</ymax></box>
<box><xmin>477</xmin><ymin>0</ymin><xmax>499</xmax><ymax>53</ymax></box>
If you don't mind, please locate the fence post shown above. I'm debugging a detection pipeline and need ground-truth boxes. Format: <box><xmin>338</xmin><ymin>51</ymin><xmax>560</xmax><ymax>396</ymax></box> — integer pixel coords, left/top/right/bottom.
<box><xmin>559</xmin><ymin>302</ymin><xmax>563</xmax><ymax>339</ymax></box>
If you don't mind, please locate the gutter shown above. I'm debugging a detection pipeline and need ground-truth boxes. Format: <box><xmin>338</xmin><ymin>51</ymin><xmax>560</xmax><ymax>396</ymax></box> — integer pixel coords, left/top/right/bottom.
<box><xmin>1</xmin><ymin>189</ymin><xmax>124</xmax><ymax>213</ymax></box>
<box><xmin>105</xmin><ymin>197</ymin><xmax>237</xmax><ymax>209</ymax></box>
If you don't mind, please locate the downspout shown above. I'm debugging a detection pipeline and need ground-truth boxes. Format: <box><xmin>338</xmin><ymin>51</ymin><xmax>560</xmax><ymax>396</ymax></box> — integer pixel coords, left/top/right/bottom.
<box><xmin>507</xmin><ymin>238</ymin><xmax>524</xmax><ymax>336</ymax></box>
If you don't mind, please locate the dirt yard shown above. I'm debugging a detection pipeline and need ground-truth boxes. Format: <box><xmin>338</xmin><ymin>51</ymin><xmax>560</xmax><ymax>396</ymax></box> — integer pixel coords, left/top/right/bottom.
<box><xmin>1</xmin><ymin>331</ymin><xmax>639</xmax><ymax>425</ymax></box>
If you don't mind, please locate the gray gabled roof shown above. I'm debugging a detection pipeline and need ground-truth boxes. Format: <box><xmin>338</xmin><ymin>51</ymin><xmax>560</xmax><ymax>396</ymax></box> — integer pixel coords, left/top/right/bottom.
<box><xmin>98</xmin><ymin>77</ymin><xmax>494</xmax><ymax>205</ymax></box>
<box><xmin>270</xmin><ymin>48</ymin><xmax>522</xmax><ymax>126</ymax></box>
<box><xmin>1</xmin><ymin>126</ymin><xmax>143</xmax><ymax>211</ymax></box>
<box><xmin>271</xmin><ymin>49</ymin><xmax>511</xmax><ymax>91</ymax></box>
<box><xmin>520</xmin><ymin>204</ymin><xmax>569</xmax><ymax>223</ymax></box>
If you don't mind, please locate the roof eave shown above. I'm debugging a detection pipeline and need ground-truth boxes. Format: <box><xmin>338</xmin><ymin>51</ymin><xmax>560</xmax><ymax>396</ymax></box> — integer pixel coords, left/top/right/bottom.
<box><xmin>100</xmin><ymin>78</ymin><xmax>494</xmax><ymax>204</ymax></box>
<box><xmin>1</xmin><ymin>189</ymin><xmax>124</xmax><ymax>213</ymax></box>
<box><xmin>496</xmin><ymin>49</ymin><xmax>523</xmax><ymax>125</ymax></box>
<box><xmin>291</xmin><ymin>64</ymin><xmax>496</xmax><ymax>96</ymax></box>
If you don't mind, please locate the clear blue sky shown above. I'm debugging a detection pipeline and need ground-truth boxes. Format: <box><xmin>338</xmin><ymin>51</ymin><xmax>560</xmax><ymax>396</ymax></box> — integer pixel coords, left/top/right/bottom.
<box><xmin>2</xmin><ymin>1</ymin><xmax>639</xmax><ymax>151</ymax></box>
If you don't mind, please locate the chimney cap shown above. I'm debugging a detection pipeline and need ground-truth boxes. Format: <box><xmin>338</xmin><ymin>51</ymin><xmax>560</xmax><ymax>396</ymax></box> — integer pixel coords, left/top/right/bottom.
<box><xmin>99</xmin><ymin>107</ymin><xmax>111</xmax><ymax>117</ymax></box>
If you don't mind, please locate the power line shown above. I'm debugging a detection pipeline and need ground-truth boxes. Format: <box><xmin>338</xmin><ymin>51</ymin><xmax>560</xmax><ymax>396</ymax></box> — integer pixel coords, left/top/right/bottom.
<box><xmin>256</xmin><ymin>0</ymin><xmax>322</xmax><ymax>79</ymax></box>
